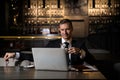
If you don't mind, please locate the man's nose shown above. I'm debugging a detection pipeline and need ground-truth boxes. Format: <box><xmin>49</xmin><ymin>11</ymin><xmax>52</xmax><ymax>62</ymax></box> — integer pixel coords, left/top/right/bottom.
<box><xmin>64</xmin><ymin>30</ymin><xmax>67</xmax><ymax>34</ymax></box>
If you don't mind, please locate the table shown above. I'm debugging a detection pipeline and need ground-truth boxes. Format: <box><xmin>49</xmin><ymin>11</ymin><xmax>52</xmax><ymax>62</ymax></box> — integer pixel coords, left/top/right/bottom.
<box><xmin>0</xmin><ymin>66</ymin><xmax>106</xmax><ymax>79</ymax></box>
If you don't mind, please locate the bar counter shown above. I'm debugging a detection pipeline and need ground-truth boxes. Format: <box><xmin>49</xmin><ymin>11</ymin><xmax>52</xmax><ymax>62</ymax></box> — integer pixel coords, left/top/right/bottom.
<box><xmin>0</xmin><ymin>34</ymin><xmax>61</xmax><ymax>39</ymax></box>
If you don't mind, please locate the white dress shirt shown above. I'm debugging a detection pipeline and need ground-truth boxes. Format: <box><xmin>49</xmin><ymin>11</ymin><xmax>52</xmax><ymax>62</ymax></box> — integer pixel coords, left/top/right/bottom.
<box><xmin>61</xmin><ymin>38</ymin><xmax>72</xmax><ymax>60</ymax></box>
<box><xmin>15</xmin><ymin>52</ymin><xmax>20</xmax><ymax>59</ymax></box>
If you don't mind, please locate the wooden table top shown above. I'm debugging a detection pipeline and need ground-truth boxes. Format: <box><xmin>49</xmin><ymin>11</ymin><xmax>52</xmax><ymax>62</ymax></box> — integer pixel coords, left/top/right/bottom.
<box><xmin>0</xmin><ymin>66</ymin><xmax>106</xmax><ymax>79</ymax></box>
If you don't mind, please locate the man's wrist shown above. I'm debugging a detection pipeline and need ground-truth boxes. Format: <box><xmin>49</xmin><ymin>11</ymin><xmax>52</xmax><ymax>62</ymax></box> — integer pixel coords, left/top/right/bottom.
<box><xmin>79</xmin><ymin>49</ymin><xmax>82</xmax><ymax>54</ymax></box>
<box><xmin>14</xmin><ymin>52</ymin><xmax>20</xmax><ymax>59</ymax></box>
<box><xmin>79</xmin><ymin>49</ymin><xmax>86</xmax><ymax>59</ymax></box>
<box><xmin>13</xmin><ymin>52</ymin><xmax>16</xmax><ymax>58</ymax></box>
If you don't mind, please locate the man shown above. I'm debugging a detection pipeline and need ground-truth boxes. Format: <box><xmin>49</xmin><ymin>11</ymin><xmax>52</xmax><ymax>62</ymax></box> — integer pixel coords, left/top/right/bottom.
<box><xmin>4</xmin><ymin>19</ymin><xmax>95</xmax><ymax>66</ymax></box>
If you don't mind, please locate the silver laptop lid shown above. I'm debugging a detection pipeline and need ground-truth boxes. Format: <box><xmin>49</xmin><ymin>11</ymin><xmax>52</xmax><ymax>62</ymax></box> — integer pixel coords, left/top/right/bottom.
<box><xmin>32</xmin><ymin>48</ymin><xmax>68</xmax><ymax>71</ymax></box>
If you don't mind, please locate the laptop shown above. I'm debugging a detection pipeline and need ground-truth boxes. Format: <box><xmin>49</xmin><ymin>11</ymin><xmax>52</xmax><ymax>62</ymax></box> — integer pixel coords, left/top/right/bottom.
<box><xmin>32</xmin><ymin>48</ymin><xmax>68</xmax><ymax>71</ymax></box>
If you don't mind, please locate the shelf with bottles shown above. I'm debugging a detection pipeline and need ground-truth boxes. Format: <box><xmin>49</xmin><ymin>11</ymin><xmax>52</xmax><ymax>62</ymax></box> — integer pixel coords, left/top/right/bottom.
<box><xmin>88</xmin><ymin>0</ymin><xmax>120</xmax><ymax>17</ymax></box>
<box><xmin>37</xmin><ymin>8</ymin><xmax>64</xmax><ymax>18</ymax></box>
<box><xmin>88</xmin><ymin>16</ymin><xmax>119</xmax><ymax>34</ymax></box>
<box><xmin>22</xmin><ymin>17</ymin><xmax>61</xmax><ymax>35</ymax></box>
<box><xmin>23</xmin><ymin>8</ymin><xmax>64</xmax><ymax>18</ymax></box>
<box><xmin>23</xmin><ymin>0</ymin><xmax>64</xmax><ymax>35</ymax></box>
<box><xmin>24</xmin><ymin>18</ymin><xmax>62</xmax><ymax>27</ymax></box>
<box><xmin>89</xmin><ymin>24</ymin><xmax>109</xmax><ymax>34</ymax></box>
<box><xmin>23</xmin><ymin>0</ymin><xmax>64</xmax><ymax>18</ymax></box>
<box><xmin>24</xmin><ymin>8</ymin><xmax>37</xmax><ymax>18</ymax></box>
<box><xmin>88</xmin><ymin>0</ymin><xmax>109</xmax><ymax>9</ymax></box>
<box><xmin>21</xmin><ymin>25</ymin><xmax>59</xmax><ymax>35</ymax></box>
<box><xmin>89</xmin><ymin>16</ymin><xmax>117</xmax><ymax>25</ymax></box>
<box><xmin>88</xmin><ymin>8</ymin><xmax>119</xmax><ymax>17</ymax></box>
<box><xmin>88</xmin><ymin>0</ymin><xmax>120</xmax><ymax>9</ymax></box>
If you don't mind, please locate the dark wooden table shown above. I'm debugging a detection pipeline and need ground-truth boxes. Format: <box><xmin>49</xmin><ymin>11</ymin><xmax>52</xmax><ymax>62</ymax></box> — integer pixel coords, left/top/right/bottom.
<box><xmin>0</xmin><ymin>66</ymin><xmax>106</xmax><ymax>79</ymax></box>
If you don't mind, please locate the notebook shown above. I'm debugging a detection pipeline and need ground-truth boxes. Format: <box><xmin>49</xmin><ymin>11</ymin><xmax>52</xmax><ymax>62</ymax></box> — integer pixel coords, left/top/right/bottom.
<box><xmin>32</xmin><ymin>48</ymin><xmax>68</xmax><ymax>71</ymax></box>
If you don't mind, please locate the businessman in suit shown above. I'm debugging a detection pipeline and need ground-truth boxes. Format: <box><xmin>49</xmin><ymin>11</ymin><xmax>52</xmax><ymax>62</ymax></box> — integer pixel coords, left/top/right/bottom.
<box><xmin>4</xmin><ymin>19</ymin><xmax>95</xmax><ymax>66</ymax></box>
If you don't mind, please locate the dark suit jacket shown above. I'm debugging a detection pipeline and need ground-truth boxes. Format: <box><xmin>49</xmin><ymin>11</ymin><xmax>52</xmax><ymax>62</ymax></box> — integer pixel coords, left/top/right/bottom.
<box><xmin>19</xmin><ymin>38</ymin><xmax>96</xmax><ymax>65</ymax></box>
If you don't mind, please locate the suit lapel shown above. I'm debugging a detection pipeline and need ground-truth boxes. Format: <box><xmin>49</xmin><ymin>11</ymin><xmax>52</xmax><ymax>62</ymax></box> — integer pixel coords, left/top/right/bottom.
<box><xmin>71</xmin><ymin>40</ymin><xmax>77</xmax><ymax>47</ymax></box>
<box><xmin>54</xmin><ymin>39</ymin><xmax>61</xmax><ymax>48</ymax></box>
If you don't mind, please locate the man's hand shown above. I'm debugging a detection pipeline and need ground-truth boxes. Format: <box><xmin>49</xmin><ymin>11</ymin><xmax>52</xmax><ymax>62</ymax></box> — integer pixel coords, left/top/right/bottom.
<box><xmin>67</xmin><ymin>47</ymin><xmax>86</xmax><ymax>58</ymax></box>
<box><xmin>4</xmin><ymin>52</ymin><xmax>16</xmax><ymax>61</ymax></box>
<box><xmin>68</xmin><ymin>47</ymin><xmax>81</xmax><ymax>54</ymax></box>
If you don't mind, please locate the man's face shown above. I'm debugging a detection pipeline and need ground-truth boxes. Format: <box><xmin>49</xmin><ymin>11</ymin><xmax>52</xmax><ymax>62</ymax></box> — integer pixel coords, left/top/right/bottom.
<box><xmin>59</xmin><ymin>23</ymin><xmax>73</xmax><ymax>40</ymax></box>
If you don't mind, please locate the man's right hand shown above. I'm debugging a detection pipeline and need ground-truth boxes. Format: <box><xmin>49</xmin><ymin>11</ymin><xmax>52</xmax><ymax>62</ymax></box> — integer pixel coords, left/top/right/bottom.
<box><xmin>4</xmin><ymin>52</ymin><xmax>16</xmax><ymax>61</ymax></box>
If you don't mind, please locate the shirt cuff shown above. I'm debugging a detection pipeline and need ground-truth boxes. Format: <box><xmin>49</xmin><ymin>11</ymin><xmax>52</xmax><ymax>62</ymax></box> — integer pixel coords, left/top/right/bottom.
<box><xmin>15</xmin><ymin>52</ymin><xmax>20</xmax><ymax>59</ymax></box>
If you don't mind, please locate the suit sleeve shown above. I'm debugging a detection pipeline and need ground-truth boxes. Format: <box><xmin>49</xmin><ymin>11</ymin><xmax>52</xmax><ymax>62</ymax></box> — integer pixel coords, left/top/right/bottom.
<box><xmin>18</xmin><ymin>48</ymin><xmax>34</xmax><ymax>61</ymax></box>
<box><xmin>81</xmin><ymin>42</ymin><xmax>96</xmax><ymax>65</ymax></box>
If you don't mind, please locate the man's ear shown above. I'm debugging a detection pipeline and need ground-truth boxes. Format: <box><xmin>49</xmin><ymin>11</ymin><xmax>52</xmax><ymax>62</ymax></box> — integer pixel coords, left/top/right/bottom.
<box><xmin>58</xmin><ymin>27</ymin><xmax>60</xmax><ymax>33</ymax></box>
<box><xmin>58</xmin><ymin>30</ymin><xmax>60</xmax><ymax>33</ymax></box>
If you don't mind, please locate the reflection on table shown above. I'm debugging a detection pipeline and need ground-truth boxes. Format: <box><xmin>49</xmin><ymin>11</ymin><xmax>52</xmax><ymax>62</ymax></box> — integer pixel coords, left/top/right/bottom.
<box><xmin>0</xmin><ymin>66</ymin><xmax>106</xmax><ymax>79</ymax></box>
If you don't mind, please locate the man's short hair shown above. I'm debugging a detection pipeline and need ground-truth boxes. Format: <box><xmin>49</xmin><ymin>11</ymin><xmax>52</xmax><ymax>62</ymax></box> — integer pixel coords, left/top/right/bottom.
<box><xmin>59</xmin><ymin>19</ymin><xmax>73</xmax><ymax>30</ymax></box>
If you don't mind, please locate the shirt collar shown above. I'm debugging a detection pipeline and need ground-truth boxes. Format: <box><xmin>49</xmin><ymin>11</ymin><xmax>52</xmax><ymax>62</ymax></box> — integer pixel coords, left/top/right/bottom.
<box><xmin>61</xmin><ymin>38</ymin><xmax>72</xmax><ymax>48</ymax></box>
<box><xmin>61</xmin><ymin>38</ymin><xmax>72</xmax><ymax>44</ymax></box>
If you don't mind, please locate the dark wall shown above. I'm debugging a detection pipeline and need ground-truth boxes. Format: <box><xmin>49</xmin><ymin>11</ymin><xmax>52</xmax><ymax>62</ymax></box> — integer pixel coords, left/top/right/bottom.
<box><xmin>88</xmin><ymin>28</ymin><xmax>120</xmax><ymax>56</ymax></box>
<box><xmin>0</xmin><ymin>0</ymin><xmax>8</xmax><ymax>35</ymax></box>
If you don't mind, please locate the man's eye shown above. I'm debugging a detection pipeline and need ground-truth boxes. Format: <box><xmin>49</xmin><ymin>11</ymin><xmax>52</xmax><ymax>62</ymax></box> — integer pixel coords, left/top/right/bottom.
<box><xmin>66</xmin><ymin>28</ymin><xmax>70</xmax><ymax>30</ymax></box>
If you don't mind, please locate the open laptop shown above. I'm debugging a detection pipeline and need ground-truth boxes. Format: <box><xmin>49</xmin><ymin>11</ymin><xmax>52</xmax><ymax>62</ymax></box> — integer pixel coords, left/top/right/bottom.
<box><xmin>32</xmin><ymin>48</ymin><xmax>68</xmax><ymax>71</ymax></box>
